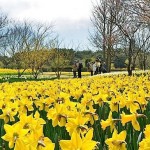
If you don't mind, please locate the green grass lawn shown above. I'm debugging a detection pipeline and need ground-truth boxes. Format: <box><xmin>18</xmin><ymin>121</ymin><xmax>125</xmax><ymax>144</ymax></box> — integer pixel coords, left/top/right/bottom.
<box><xmin>0</xmin><ymin>70</ymin><xmax>149</xmax><ymax>83</ymax></box>
<box><xmin>0</xmin><ymin>71</ymin><xmax>91</xmax><ymax>83</ymax></box>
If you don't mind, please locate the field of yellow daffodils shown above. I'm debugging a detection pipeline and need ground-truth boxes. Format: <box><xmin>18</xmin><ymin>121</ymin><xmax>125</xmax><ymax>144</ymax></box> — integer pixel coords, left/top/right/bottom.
<box><xmin>0</xmin><ymin>68</ymin><xmax>32</xmax><ymax>75</ymax></box>
<box><xmin>0</xmin><ymin>73</ymin><xmax>150</xmax><ymax>150</ymax></box>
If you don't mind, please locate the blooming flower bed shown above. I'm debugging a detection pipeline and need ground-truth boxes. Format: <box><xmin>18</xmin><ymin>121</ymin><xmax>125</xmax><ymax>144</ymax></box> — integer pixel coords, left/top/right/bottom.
<box><xmin>0</xmin><ymin>72</ymin><xmax>150</xmax><ymax>149</ymax></box>
<box><xmin>0</xmin><ymin>68</ymin><xmax>32</xmax><ymax>75</ymax></box>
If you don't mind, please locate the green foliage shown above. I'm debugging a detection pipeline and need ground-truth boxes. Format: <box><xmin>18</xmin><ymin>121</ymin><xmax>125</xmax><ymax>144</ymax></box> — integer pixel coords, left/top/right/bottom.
<box><xmin>114</xmin><ymin>54</ymin><xmax>127</xmax><ymax>68</ymax></box>
<box><xmin>75</xmin><ymin>50</ymin><xmax>95</xmax><ymax>60</ymax></box>
<box><xmin>0</xmin><ymin>61</ymin><xmax>4</xmax><ymax>68</ymax></box>
<box><xmin>0</xmin><ymin>56</ymin><xmax>11</xmax><ymax>68</ymax></box>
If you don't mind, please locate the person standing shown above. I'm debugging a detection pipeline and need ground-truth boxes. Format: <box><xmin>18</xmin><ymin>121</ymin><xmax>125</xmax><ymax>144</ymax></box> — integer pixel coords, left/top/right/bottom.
<box><xmin>89</xmin><ymin>62</ymin><xmax>94</xmax><ymax>76</ymax></box>
<box><xmin>93</xmin><ymin>61</ymin><xmax>97</xmax><ymax>75</ymax></box>
<box><xmin>77</xmin><ymin>60</ymin><xmax>83</xmax><ymax>78</ymax></box>
<box><xmin>99</xmin><ymin>60</ymin><xmax>102</xmax><ymax>74</ymax></box>
<box><xmin>87</xmin><ymin>61</ymin><xmax>93</xmax><ymax>76</ymax></box>
<box><xmin>95</xmin><ymin>59</ymin><xmax>99</xmax><ymax>74</ymax></box>
<box><xmin>102</xmin><ymin>61</ymin><xmax>107</xmax><ymax>73</ymax></box>
<box><xmin>95</xmin><ymin>58</ymin><xmax>102</xmax><ymax>74</ymax></box>
<box><xmin>72</xmin><ymin>61</ymin><xmax>77</xmax><ymax>78</ymax></box>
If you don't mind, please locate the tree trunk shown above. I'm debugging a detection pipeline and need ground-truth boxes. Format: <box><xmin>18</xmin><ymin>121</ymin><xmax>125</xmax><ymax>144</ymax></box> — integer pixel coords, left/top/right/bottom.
<box><xmin>34</xmin><ymin>75</ymin><xmax>38</xmax><ymax>79</ymax></box>
<box><xmin>56</xmin><ymin>71</ymin><xmax>60</xmax><ymax>79</ymax></box>
<box><xmin>127</xmin><ymin>67</ymin><xmax>132</xmax><ymax>76</ymax></box>
<box><xmin>103</xmin><ymin>4</ymin><xmax>106</xmax><ymax>62</ymax></box>
<box><xmin>143</xmin><ymin>53</ymin><xmax>146</xmax><ymax>71</ymax></box>
<box><xmin>17</xmin><ymin>69</ymin><xmax>21</xmax><ymax>78</ymax></box>
<box><xmin>127</xmin><ymin>39</ymin><xmax>133</xmax><ymax>76</ymax></box>
<box><xmin>106</xmin><ymin>48</ymin><xmax>111</xmax><ymax>72</ymax></box>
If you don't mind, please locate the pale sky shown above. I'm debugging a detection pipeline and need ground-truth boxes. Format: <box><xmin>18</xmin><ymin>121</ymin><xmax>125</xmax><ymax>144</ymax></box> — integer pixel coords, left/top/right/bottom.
<box><xmin>0</xmin><ymin>0</ymin><xmax>94</xmax><ymax>49</ymax></box>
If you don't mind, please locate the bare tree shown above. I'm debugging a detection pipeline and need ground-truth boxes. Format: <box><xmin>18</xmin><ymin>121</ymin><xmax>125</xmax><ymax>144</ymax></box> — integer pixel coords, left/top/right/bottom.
<box><xmin>90</xmin><ymin>0</ymin><xmax>122</xmax><ymax>72</ymax></box>
<box><xmin>130</xmin><ymin>0</ymin><xmax>150</xmax><ymax>25</ymax></box>
<box><xmin>0</xmin><ymin>10</ymin><xmax>10</xmax><ymax>67</ymax></box>
<box><xmin>49</xmin><ymin>37</ymin><xmax>66</xmax><ymax>79</ymax></box>
<box><xmin>109</xmin><ymin>0</ymin><xmax>145</xmax><ymax>75</ymax></box>
<box><xmin>90</xmin><ymin>0</ymin><xmax>150</xmax><ymax>75</ymax></box>
<box><xmin>48</xmin><ymin>36</ymin><xmax>78</xmax><ymax>79</ymax></box>
<box><xmin>0</xmin><ymin>11</ymin><xmax>9</xmax><ymax>45</ymax></box>
<box><xmin>90</xmin><ymin>0</ymin><xmax>108</xmax><ymax>59</ymax></box>
<box><xmin>6</xmin><ymin>20</ymin><xmax>55</xmax><ymax>78</ymax></box>
<box><xmin>6</xmin><ymin>21</ymin><xmax>33</xmax><ymax>77</ymax></box>
<box><xmin>22</xmin><ymin>22</ymin><xmax>54</xmax><ymax>79</ymax></box>
<box><xmin>136</xmin><ymin>28</ymin><xmax>150</xmax><ymax>70</ymax></box>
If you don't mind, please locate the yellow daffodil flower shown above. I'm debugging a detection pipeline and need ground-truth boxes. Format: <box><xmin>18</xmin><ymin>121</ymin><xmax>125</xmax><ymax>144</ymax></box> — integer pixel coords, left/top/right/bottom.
<box><xmin>2</xmin><ymin>123</ymin><xmax>29</xmax><ymax>149</ymax></box>
<box><xmin>105</xmin><ymin>129</ymin><xmax>127</xmax><ymax>150</ymax></box>
<box><xmin>101</xmin><ymin>112</ymin><xmax>119</xmax><ymax>132</ymax></box>
<box><xmin>23</xmin><ymin>126</ymin><xmax>55</xmax><ymax>150</ymax></box>
<box><xmin>121</xmin><ymin>112</ymin><xmax>146</xmax><ymax>131</ymax></box>
<box><xmin>47</xmin><ymin>103</ymin><xmax>67</xmax><ymax>127</ymax></box>
<box><xmin>66</xmin><ymin>113</ymin><xmax>89</xmax><ymax>136</ymax></box>
<box><xmin>0</xmin><ymin>102</ymin><xmax>18</xmax><ymax>123</ymax></box>
<box><xmin>60</xmin><ymin>128</ymin><xmax>97</xmax><ymax>150</ymax></box>
<box><xmin>84</xmin><ymin>106</ymin><xmax>99</xmax><ymax>125</ymax></box>
<box><xmin>139</xmin><ymin>125</ymin><xmax>150</xmax><ymax>150</ymax></box>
